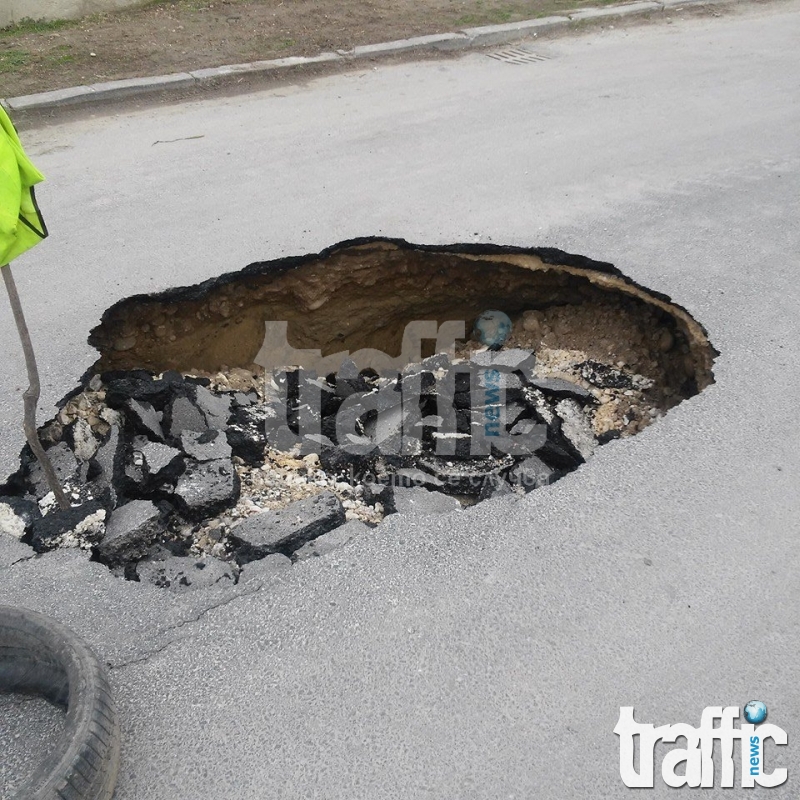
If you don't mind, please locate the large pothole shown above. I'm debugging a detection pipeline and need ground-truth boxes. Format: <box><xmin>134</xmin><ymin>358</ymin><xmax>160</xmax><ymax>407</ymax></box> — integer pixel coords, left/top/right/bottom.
<box><xmin>0</xmin><ymin>239</ymin><xmax>716</xmax><ymax>590</ymax></box>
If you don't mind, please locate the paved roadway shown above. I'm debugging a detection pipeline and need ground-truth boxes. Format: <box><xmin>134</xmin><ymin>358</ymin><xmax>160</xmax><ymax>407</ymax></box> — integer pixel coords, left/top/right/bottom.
<box><xmin>1</xmin><ymin>2</ymin><xmax>799</xmax><ymax>797</ymax></box>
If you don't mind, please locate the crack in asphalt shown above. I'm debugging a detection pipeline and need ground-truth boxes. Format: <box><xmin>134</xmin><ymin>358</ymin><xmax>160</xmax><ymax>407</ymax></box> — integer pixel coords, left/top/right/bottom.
<box><xmin>1</xmin><ymin>553</ymin><xmax>37</xmax><ymax>570</ymax></box>
<box><xmin>107</xmin><ymin>575</ymin><xmax>279</xmax><ymax>671</ymax></box>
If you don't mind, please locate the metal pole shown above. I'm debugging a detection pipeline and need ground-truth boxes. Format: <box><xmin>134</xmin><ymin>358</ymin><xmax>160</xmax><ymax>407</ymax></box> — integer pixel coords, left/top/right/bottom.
<box><xmin>2</xmin><ymin>263</ymin><xmax>70</xmax><ymax>510</ymax></box>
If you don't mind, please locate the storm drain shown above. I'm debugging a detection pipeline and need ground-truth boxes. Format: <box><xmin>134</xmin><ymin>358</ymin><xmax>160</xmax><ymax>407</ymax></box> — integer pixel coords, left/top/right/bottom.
<box><xmin>486</xmin><ymin>47</ymin><xmax>550</xmax><ymax>64</ymax></box>
<box><xmin>0</xmin><ymin>239</ymin><xmax>717</xmax><ymax>591</ymax></box>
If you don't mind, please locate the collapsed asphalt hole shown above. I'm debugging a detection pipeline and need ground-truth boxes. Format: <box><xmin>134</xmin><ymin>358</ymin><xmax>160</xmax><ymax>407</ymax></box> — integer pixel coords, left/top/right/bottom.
<box><xmin>0</xmin><ymin>238</ymin><xmax>717</xmax><ymax>591</ymax></box>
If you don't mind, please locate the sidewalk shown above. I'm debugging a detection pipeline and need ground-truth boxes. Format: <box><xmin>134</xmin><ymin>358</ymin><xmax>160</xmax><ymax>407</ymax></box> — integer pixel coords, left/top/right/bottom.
<box><xmin>3</xmin><ymin>0</ymin><xmax>729</xmax><ymax>113</ymax></box>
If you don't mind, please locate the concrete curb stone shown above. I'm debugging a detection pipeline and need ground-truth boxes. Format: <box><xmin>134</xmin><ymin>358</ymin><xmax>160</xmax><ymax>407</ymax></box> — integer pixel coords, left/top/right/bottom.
<box><xmin>6</xmin><ymin>85</ymin><xmax>97</xmax><ymax>111</ymax></box>
<box><xmin>190</xmin><ymin>52</ymin><xmax>341</xmax><ymax>83</ymax></box>
<box><xmin>348</xmin><ymin>32</ymin><xmax>472</xmax><ymax>57</ymax></box>
<box><xmin>461</xmin><ymin>16</ymin><xmax>571</xmax><ymax>46</ymax></box>
<box><xmin>567</xmin><ymin>1</ymin><xmax>662</xmax><ymax>20</ymax></box>
<box><xmin>88</xmin><ymin>72</ymin><xmax>196</xmax><ymax>101</ymax></box>
<box><xmin>1</xmin><ymin>0</ymin><xmax>730</xmax><ymax>113</ymax></box>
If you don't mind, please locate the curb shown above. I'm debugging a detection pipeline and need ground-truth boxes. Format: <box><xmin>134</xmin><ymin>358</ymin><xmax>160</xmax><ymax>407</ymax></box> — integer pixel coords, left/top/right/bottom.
<box><xmin>1</xmin><ymin>0</ymin><xmax>723</xmax><ymax>113</ymax></box>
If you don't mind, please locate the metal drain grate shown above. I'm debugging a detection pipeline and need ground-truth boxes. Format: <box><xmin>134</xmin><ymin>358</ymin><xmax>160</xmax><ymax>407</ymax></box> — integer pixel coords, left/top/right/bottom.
<box><xmin>486</xmin><ymin>47</ymin><xmax>550</xmax><ymax>65</ymax></box>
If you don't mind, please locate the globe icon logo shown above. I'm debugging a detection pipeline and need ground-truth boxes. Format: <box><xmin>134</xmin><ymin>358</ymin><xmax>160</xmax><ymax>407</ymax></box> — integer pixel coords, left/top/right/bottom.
<box><xmin>474</xmin><ymin>310</ymin><xmax>513</xmax><ymax>349</ymax></box>
<box><xmin>744</xmin><ymin>700</ymin><xmax>768</xmax><ymax>724</ymax></box>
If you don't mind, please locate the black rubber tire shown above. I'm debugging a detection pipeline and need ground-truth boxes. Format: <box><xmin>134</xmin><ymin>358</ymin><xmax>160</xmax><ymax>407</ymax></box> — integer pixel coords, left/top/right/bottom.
<box><xmin>0</xmin><ymin>606</ymin><xmax>121</xmax><ymax>800</ymax></box>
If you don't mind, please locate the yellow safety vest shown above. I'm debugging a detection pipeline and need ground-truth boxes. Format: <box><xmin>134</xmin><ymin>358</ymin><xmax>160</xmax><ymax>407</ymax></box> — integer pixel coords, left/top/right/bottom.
<box><xmin>0</xmin><ymin>107</ymin><xmax>47</xmax><ymax>268</ymax></box>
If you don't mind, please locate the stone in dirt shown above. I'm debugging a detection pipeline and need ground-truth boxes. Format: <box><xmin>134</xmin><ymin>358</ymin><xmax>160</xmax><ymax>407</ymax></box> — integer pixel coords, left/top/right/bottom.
<box><xmin>266</xmin><ymin>425</ymin><xmax>303</xmax><ymax>453</ymax></box>
<box><xmin>507</xmin><ymin>455</ymin><xmax>560</xmax><ymax>491</ymax></box>
<box><xmin>519</xmin><ymin>387</ymin><xmax>585</xmax><ymax>469</ymax></box>
<box><xmin>95</xmin><ymin>500</ymin><xmax>161</xmax><ymax>564</ymax></box>
<box><xmin>362</xmin><ymin>481</ymin><xmax>396</xmax><ymax>514</ymax></box>
<box><xmin>471</xmin><ymin>348</ymin><xmax>537</xmax><ymax>373</ymax></box>
<box><xmin>430</xmin><ymin>431</ymin><xmax>473</xmax><ymax>459</ymax></box>
<box><xmin>293</xmin><ymin>519</ymin><xmax>370</xmax><ymax>561</ymax></box>
<box><xmin>180</xmin><ymin>429</ymin><xmax>232</xmax><ymax>462</ymax></box>
<box><xmin>393</xmin><ymin>487</ymin><xmax>461</xmax><ymax>515</ymax></box>
<box><xmin>136</xmin><ymin>554</ymin><xmax>237</xmax><ymax>591</ymax></box>
<box><xmin>166</xmin><ymin>395</ymin><xmax>208</xmax><ymax>439</ymax></box>
<box><xmin>509</xmin><ymin>418</ymin><xmax>539</xmax><ymax>437</ymax></box>
<box><xmin>230</xmin><ymin>491</ymin><xmax>346</xmax><ymax>563</ymax></box>
<box><xmin>478</xmin><ymin>473</ymin><xmax>515</xmax><ymax>501</ymax></box>
<box><xmin>0</xmin><ymin>496</ymin><xmax>41</xmax><ymax>539</ymax></box>
<box><xmin>125</xmin><ymin>398</ymin><xmax>165</xmax><ymax>441</ymax></box>
<box><xmin>30</xmin><ymin>499</ymin><xmax>107</xmax><ymax>553</ymax></box>
<box><xmin>232</xmin><ymin>391</ymin><xmax>256</xmax><ymax>408</ymax></box>
<box><xmin>335</xmin><ymin>363</ymin><xmax>373</xmax><ymax>399</ymax></box>
<box><xmin>520</xmin><ymin>385</ymin><xmax>556</xmax><ymax>424</ymax></box>
<box><xmin>392</xmin><ymin>468</ymin><xmax>444</xmax><ymax>489</ymax></box>
<box><xmin>403</xmin><ymin>353</ymin><xmax>450</xmax><ymax>376</ymax></box>
<box><xmin>451</xmin><ymin>387</ymin><xmax>473</xmax><ymax>411</ymax></box>
<box><xmin>105</xmin><ymin>374</ymin><xmax>180</xmax><ymax>411</ymax></box>
<box><xmin>418</xmin><ymin>454</ymin><xmax>515</xmax><ymax>495</ymax></box>
<box><xmin>89</xmin><ymin>424</ymin><xmax>125</xmax><ymax>506</ymax></box>
<box><xmin>576</xmin><ymin>360</ymin><xmax>635</xmax><ymax>390</ymax></box>
<box><xmin>286</xmin><ymin>397</ymin><xmax>323</xmax><ymax>430</ymax></box>
<box><xmin>319</xmin><ymin>382</ymin><xmax>343</xmax><ymax>417</ymax></box>
<box><xmin>172</xmin><ymin>459</ymin><xmax>240</xmax><ymax>520</ymax></box>
<box><xmin>299</xmin><ymin>433</ymin><xmax>335</xmax><ymax>455</ymax></box>
<box><xmin>319</xmin><ymin>446</ymin><xmax>375</xmax><ymax>479</ymax></box>
<box><xmin>140</xmin><ymin>441</ymin><xmax>184</xmax><ymax>480</ymax></box>
<box><xmin>402</xmin><ymin>354</ymin><xmax>450</xmax><ymax>396</ymax></box>
<box><xmin>193</xmin><ymin>384</ymin><xmax>233</xmax><ymax>430</ymax></box>
<box><xmin>525</xmin><ymin>376</ymin><xmax>595</xmax><ymax>403</ymax></box>
<box><xmin>475</xmin><ymin>368</ymin><xmax>525</xmax><ymax>401</ymax></box>
<box><xmin>26</xmin><ymin>442</ymin><xmax>80</xmax><ymax>499</ymax></box>
<box><xmin>503</xmin><ymin>400</ymin><xmax>529</xmax><ymax>429</ymax></box>
<box><xmin>100</xmin><ymin>368</ymin><xmax>155</xmax><ymax>386</ymax></box>
<box><xmin>65</xmin><ymin>418</ymin><xmax>100</xmax><ymax>461</ymax></box>
<box><xmin>554</xmin><ymin>399</ymin><xmax>598</xmax><ymax>461</ymax></box>
<box><xmin>362</xmin><ymin>402</ymin><xmax>408</xmax><ymax>455</ymax></box>
<box><xmin>226</xmin><ymin>403</ymin><xmax>268</xmax><ymax>465</ymax></box>
<box><xmin>535</xmin><ymin>437</ymin><xmax>585</xmax><ymax>471</ymax></box>
<box><xmin>121</xmin><ymin>451</ymin><xmax>147</xmax><ymax>496</ymax></box>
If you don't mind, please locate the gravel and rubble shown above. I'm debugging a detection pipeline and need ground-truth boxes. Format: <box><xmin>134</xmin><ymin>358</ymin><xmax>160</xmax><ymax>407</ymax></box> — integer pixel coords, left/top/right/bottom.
<box><xmin>0</xmin><ymin>303</ymin><xmax>697</xmax><ymax>589</ymax></box>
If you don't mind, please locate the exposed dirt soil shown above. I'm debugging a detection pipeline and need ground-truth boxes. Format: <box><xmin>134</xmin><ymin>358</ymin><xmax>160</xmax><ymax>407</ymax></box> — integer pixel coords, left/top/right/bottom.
<box><xmin>3</xmin><ymin>0</ymin><xmax>643</xmax><ymax>97</ymax></box>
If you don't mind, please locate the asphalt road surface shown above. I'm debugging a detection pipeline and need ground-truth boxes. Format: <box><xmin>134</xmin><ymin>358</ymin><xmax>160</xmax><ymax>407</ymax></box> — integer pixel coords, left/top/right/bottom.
<box><xmin>1</xmin><ymin>2</ymin><xmax>799</xmax><ymax>797</ymax></box>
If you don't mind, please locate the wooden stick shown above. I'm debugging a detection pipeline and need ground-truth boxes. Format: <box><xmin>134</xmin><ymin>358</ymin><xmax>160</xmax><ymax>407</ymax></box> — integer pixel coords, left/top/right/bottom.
<box><xmin>2</xmin><ymin>263</ymin><xmax>70</xmax><ymax>510</ymax></box>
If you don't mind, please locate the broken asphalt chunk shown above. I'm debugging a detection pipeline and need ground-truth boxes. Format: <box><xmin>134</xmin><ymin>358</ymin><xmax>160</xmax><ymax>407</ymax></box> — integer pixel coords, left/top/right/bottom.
<box><xmin>507</xmin><ymin>455</ymin><xmax>560</xmax><ymax>491</ymax></box>
<box><xmin>230</xmin><ymin>491</ymin><xmax>345</xmax><ymax>563</ymax></box>
<box><xmin>172</xmin><ymin>459</ymin><xmax>240</xmax><ymax>520</ymax></box>
<box><xmin>293</xmin><ymin>519</ymin><xmax>369</xmax><ymax>561</ymax></box>
<box><xmin>180</xmin><ymin>429</ymin><xmax>232</xmax><ymax>462</ymax></box>
<box><xmin>30</xmin><ymin>499</ymin><xmax>107</xmax><ymax>553</ymax></box>
<box><xmin>95</xmin><ymin>500</ymin><xmax>161</xmax><ymax>565</ymax></box>
<box><xmin>525</xmin><ymin>376</ymin><xmax>595</xmax><ymax>403</ymax></box>
<box><xmin>0</xmin><ymin>496</ymin><xmax>41</xmax><ymax>539</ymax></box>
<box><xmin>166</xmin><ymin>395</ymin><xmax>208</xmax><ymax>439</ymax></box>
<box><xmin>125</xmin><ymin>398</ymin><xmax>165</xmax><ymax>441</ymax></box>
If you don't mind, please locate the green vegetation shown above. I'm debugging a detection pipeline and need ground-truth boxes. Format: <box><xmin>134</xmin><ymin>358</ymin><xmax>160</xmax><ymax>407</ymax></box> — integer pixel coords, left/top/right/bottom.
<box><xmin>0</xmin><ymin>49</ymin><xmax>30</xmax><ymax>73</ymax></box>
<box><xmin>456</xmin><ymin>3</ymin><xmax>546</xmax><ymax>26</ymax></box>
<box><xmin>0</xmin><ymin>43</ymin><xmax>76</xmax><ymax>75</ymax></box>
<box><xmin>0</xmin><ymin>17</ymin><xmax>74</xmax><ymax>36</ymax></box>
